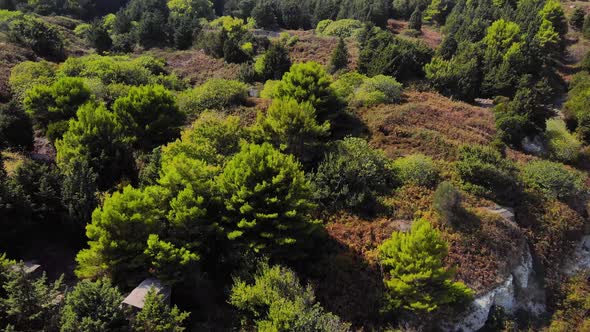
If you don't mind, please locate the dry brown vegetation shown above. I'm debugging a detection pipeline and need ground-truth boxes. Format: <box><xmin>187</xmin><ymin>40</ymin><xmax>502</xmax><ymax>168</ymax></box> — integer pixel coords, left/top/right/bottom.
<box><xmin>359</xmin><ymin>90</ymin><xmax>496</xmax><ymax>160</ymax></box>
<box><xmin>388</xmin><ymin>19</ymin><xmax>443</xmax><ymax>49</ymax></box>
<box><xmin>153</xmin><ymin>49</ymin><xmax>241</xmax><ymax>85</ymax></box>
<box><xmin>286</xmin><ymin>31</ymin><xmax>359</xmax><ymax>69</ymax></box>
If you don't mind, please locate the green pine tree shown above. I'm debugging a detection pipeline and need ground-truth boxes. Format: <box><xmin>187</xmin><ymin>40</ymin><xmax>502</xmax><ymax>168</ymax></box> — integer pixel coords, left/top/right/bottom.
<box><xmin>132</xmin><ymin>288</ymin><xmax>190</xmax><ymax>332</ymax></box>
<box><xmin>329</xmin><ymin>38</ymin><xmax>349</xmax><ymax>74</ymax></box>
<box><xmin>378</xmin><ymin>218</ymin><xmax>473</xmax><ymax>313</ymax></box>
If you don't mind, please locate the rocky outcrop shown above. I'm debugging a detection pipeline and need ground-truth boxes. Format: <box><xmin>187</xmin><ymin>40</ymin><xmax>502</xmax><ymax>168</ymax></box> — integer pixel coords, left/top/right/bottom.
<box><xmin>562</xmin><ymin>235</ymin><xmax>590</xmax><ymax>276</ymax></box>
<box><xmin>444</xmin><ymin>206</ymin><xmax>546</xmax><ymax>332</ymax></box>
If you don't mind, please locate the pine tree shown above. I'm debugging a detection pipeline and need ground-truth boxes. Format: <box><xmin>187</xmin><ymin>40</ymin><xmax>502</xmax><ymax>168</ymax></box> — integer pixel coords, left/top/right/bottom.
<box><xmin>378</xmin><ymin>218</ymin><xmax>473</xmax><ymax>313</ymax></box>
<box><xmin>132</xmin><ymin>288</ymin><xmax>190</xmax><ymax>332</ymax></box>
<box><xmin>329</xmin><ymin>38</ymin><xmax>349</xmax><ymax>73</ymax></box>
<box><xmin>408</xmin><ymin>6</ymin><xmax>423</xmax><ymax>31</ymax></box>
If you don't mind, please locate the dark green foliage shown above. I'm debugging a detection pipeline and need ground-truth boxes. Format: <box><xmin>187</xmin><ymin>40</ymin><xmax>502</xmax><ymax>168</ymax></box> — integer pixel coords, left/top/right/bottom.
<box><xmin>7</xmin><ymin>15</ymin><xmax>64</xmax><ymax>58</ymax></box>
<box><xmin>132</xmin><ymin>288</ymin><xmax>190</xmax><ymax>332</ymax></box>
<box><xmin>379</xmin><ymin>218</ymin><xmax>473</xmax><ymax>313</ymax></box>
<box><xmin>199</xmin><ymin>30</ymin><xmax>226</xmax><ymax>58</ymax></box>
<box><xmin>582</xmin><ymin>51</ymin><xmax>590</xmax><ymax>73</ymax></box>
<box><xmin>358</xmin><ymin>26</ymin><xmax>433</xmax><ymax>80</ymax></box>
<box><xmin>311</xmin><ymin>137</ymin><xmax>392</xmax><ymax>212</ymax></box>
<box><xmin>432</xmin><ymin>181</ymin><xmax>462</xmax><ymax>225</ymax></box>
<box><xmin>0</xmin><ymin>266</ymin><xmax>64</xmax><ymax>331</ymax></box>
<box><xmin>137</xmin><ymin>12</ymin><xmax>169</xmax><ymax>48</ymax></box>
<box><xmin>0</xmin><ymin>102</ymin><xmax>33</xmax><ymax>151</ymax></box>
<box><xmin>408</xmin><ymin>6</ymin><xmax>423</xmax><ymax>31</ymax></box>
<box><xmin>456</xmin><ymin>145</ymin><xmax>518</xmax><ymax>201</ymax></box>
<box><xmin>87</xmin><ymin>19</ymin><xmax>113</xmax><ymax>54</ymax></box>
<box><xmin>61</xmin><ymin>159</ymin><xmax>98</xmax><ymax>228</ymax></box>
<box><xmin>329</xmin><ymin>38</ymin><xmax>349</xmax><ymax>74</ymax></box>
<box><xmin>60</xmin><ymin>279</ymin><xmax>127</xmax><ymax>332</ymax></box>
<box><xmin>257</xmin><ymin>42</ymin><xmax>291</xmax><ymax>80</ymax></box>
<box><xmin>571</xmin><ymin>8</ymin><xmax>585</xmax><ymax>31</ymax></box>
<box><xmin>223</xmin><ymin>37</ymin><xmax>251</xmax><ymax>63</ymax></box>
<box><xmin>230</xmin><ymin>262</ymin><xmax>350</xmax><ymax>331</ymax></box>
<box><xmin>46</xmin><ymin>120</ymin><xmax>70</xmax><ymax>143</ymax></box>
<box><xmin>217</xmin><ymin>143</ymin><xmax>320</xmax><ymax>259</ymax></box>
<box><xmin>139</xmin><ymin>147</ymin><xmax>163</xmax><ymax>188</ymax></box>
<box><xmin>11</xmin><ymin>159</ymin><xmax>64</xmax><ymax>222</ymax></box>
<box><xmin>584</xmin><ymin>14</ymin><xmax>590</xmax><ymax>39</ymax></box>
<box><xmin>113</xmin><ymin>85</ymin><xmax>185</xmax><ymax>151</ymax></box>
<box><xmin>251</xmin><ymin>1</ymin><xmax>277</xmax><ymax>28</ymax></box>
<box><xmin>23</xmin><ymin>77</ymin><xmax>92</xmax><ymax>133</ymax></box>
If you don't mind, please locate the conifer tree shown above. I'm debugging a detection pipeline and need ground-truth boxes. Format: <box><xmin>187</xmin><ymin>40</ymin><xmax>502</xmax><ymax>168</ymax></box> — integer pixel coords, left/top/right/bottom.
<box><xmin>571</xmin><ymin>7</ymin><xmax>585</xmax><ymax>31</ymax></box>
<box><xmin>329</xmin><ymin>38</ymin><xmax>349</xmax><ymax>73</ymax></box>
<box><xmin>132</xmin><ymin>288</ymin><xmax>190</xmax><ymax>332</ymax></box>
<box><xmin>378</xmin><ymin>218</ymin><xmax>473</xmax><ymax>313</ymax></box>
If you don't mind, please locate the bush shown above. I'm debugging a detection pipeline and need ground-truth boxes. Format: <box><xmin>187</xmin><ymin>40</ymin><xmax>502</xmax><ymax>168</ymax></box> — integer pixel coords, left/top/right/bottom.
<box><xmin>352</xmin><ymin>75</ymin><xmax>403</xmax><ymax>107</ymax></box>
<box><xmin>254</xmin><ymin>42</ymin><xmax>291</xmax><ymax>81</ymax></box>
<box><xmin>329</xmin><ymin>38</ymin><xmax>349</xmax><ymax>74</ymax></box>
<box><xmin>260</xmin><ymin>79</ymin><xmax>281</xmax><ymax>99</ymax></box>
<box><xmin>0</xmin><ymin>101</ymin><xmax>34</xmax><ymax>150</ymax></box>
<box><xmin>432</xmin><ymin>181</ymin><xmax>462</xmax><ymax>225</ymax></box>
<box><xmin>316</xmin><ymin>19</ymin><xmax>363</xmax><ymax>38</ymax></box>
<box><xmin>392</xmin><ymin>154</ymin><xmax>439</xmax><ymax>187</ymax></box>
<box><xmin>521</xmin><ymin>160</ymin><xmax>587</xmax><ymax>203</ymax></box>
<box><xmin>177</xmin><ymin>79</ymin><xmax>248</xmax><ymax>119</ymax></box>
<box><xmin>311</xmin><ymin>137</ymin><xmax>392</xmax><ymax>212</ymax></box>
<box><xmin>456</xmin><ymin>145</ymin><xmax>518</xmax><ymax>201</ymax></box>
<box><xmin>330</xmin><ymin>71</ymin><xmax>368</xmax><ymax>101</ymax></box>
<box><xmin>546</xmin><ymin>118</ymin><xmax>581</xmax><ymax>163</ymax></box>
<box><xmin>9</xmin><ymin>61</ymin><xmax>56</xmax><ymax>100</ymax></box>
<box><xmin>8</xmin><ymin>15</ymin><xmax>64</xmax><ymax>58</ymax></box>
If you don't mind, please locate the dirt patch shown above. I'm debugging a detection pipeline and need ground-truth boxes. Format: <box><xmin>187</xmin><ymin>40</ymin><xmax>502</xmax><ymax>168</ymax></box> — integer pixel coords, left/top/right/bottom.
<box><xmin>287</xmin><ymin>31</ymin><xmax>359</xmax><ymax>70</ymax></box>
<box><xmin>388</xmin><ymin>19</ymin><xmax>443</xmax><ymax>49</ymax></box>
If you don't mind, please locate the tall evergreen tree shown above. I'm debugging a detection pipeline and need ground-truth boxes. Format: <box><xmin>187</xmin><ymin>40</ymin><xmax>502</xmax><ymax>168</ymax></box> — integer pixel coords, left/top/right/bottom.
<box><xmin>408</xmin><ymin>6</ymin><xmax>423</xmax><ymax>31</ymax></box>
<box><xmin>329</xmin><ymin>38</ymin><xmax>349</xmax><ymax>73</ymax></box>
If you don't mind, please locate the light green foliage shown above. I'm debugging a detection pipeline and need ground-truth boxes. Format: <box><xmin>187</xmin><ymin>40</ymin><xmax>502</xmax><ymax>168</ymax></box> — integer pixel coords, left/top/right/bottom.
<box><xmin>216</xmin><ymin>143</ymin><xmax>320</xmax><ymax>259</ymax></box>
<box><xmin>23</xmin><ymin>77</ymin><xmax>92</xmax><ymax>131</ymax></box>
<box><xmin>564</xmin><ymin>73</ymin><xmax>590</xmax><ymax>143</ymax></box>
<box><xmin>113</xmin><ymin>85</ymin><xmax>184</xmax><ymax>151</ymax></box>
<box><xmin>60</xmin><ymin>279</ymin><xmax>126</xmax><ymax>332</ymax></box>
<box><xmin>260</xmin><ymin>80</ymin><xmax>281</xmax><ymax>99</ymax></box>
<box><xmin>132</xmin><ymin>288</ymin><xmax>190</xmax><ymax>332</ymax></box>
<box><xmin>9</xmin><ymin>60</ymin><xmax>56</xmax><ymax>100</ymax></box>
<box><xmin>56</xmin><ymin>102</ymin><xmax>134</xmax><ymax>190</ymax></box>
<box><xmin>144</xmin><ymin>234</ymin><xmax>200</xmax><ymax>285</ymax></box>
<box><xmin>311</xmin><ymin>137</ymin><xmax>392</xmax><ymax>212</ymax></box>
<box><xmin>274</xmin><ymin>62</ymin><xmax>341</xmax><ymax>121</ymax></box>
<box><xmin>425</xmin><ymin>53</ymin><xmax>479</xmax><ymax>101</ymax></box>
<box><xmin>58</xmin><ymin>55</ymin><xmax>184</xmax><ymax>89</ymax></box>
<box><xmin>351</xmin><ymin>75</ymin><xmax>403</xmax><ymax>107</ymax></box>
<box><xmin>6</xmin><ymin>13</ymin><xmax>64</xmax><ymax>58</ymax></box>
<box><xmin>392</xmin><ymin>154</ymin><xmax>439</xmax><ymax>187</ymax></box>
<box><xmin>379</xmin><ymin>218</ymin><xmax>473</xmax><ymax>313</ymax></box>
<box><xmin>315</xmin><ymin>19</ymin><xmax>363</xmax><ymax>38</ymax></box>
<box><xmin>177</xmin><ymin>79</ymin><xmax>248</xmax><ymax>119</ymax></box>
<box><xmin>1</xmin><ymin>265</ymin><xmax>64</xmax><ymax>331</ymax></box>
<box><xmin>75</xmin><ymin>185</ymin><xmax>169</xmax><ymax>281</ymax></box>
<box><xmin>456</xmin><ymin>145</ymin><xmax>518</xmax><ymax>201</ymax></box>
<box><xmin>521</xmin><ymin>160</ymin><xmax>587</xmax><ymax>202</ymax></box>
<box><xmin>545</xmin><ymin>118</ymin><xmax>581</xmax><ymax>163</ymax></box>
<box><xmin>330</xmin><ymin>71</ymin><xmax>368</xmax><ymax>101</ymax></box>
<box><xmin>483</xmin><ymin>19</ymin><xmax>521</xmax><ymax>51</ymax></box>
<box><xmin>230</xmin><ymin>263</ymin><xmax>350</xmax><ymax>332</ymax></box>
<box><xmin>424</xmin><ymin>0</ymin><xmax>444</xmax><ymax>25</ymax></box>
<box><xmin>255</xmin><ymin>98</ymin><xmax>330</xmax><ymax>161</ymax></box>
<box><xmin>539</xmin><ymin>0</ymin><xmax>568</xmax><ymax>36</ymax></box>
<box><xmin>535</xmin><ymin>18</ymin><xmax>560</xmax><ymax>53</ymax></box>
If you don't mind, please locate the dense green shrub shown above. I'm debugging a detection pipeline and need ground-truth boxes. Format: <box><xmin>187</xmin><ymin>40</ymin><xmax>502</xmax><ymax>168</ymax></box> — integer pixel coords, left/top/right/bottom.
<box><xmin>132</xmin><ymin>288</ymin><xmax>190</xmax><ymax>331</ymax></box>
<box><xmin>9</xmin><ymin>60</ymin><xmax>56</xmax><ymax>100</ymax></box>
<box><xmin>315</xmin><ymin>19</ymin><xmax>363</xmax><ymax>38</ymax></box>
<box><xmin>379</xmin><ymin>218</ymin><xmax>473</xmax><ymax>313</ymax></box>
<box><xmin>329</xmin><ymin>38</ymin><xmax>349</xmax><ymax>74</ymax></box>
<box><xmin>311</xmin><ymin>137</ymin><xmax>392</xmax><ymax>212</ymax></box>
<box><xmin>230</xmin><ymin>262</ymin><xmax>350</xmax><ymax>332</ymax></box>
<box><xmin>254</xmin><ymin>42</ymin><xmax>291</xmax><ymax>81</ymax></box>
<box><xmin>0</xmin><ymin>101</ymin><xmax>34</xmax><ymax>150</ymax></box>
<box><xmin>521</xmin><ymin>160</ymin><xmax>587</xmax><ymax>203</ymax></box>
<box><xmin>545</xmin><ymin>118</ymin><xmax>581</xmax><ymax>163</ymax></box>
<box><xmin>456</xmin><ymin>145</ymin><xmax>518</xmax><ymax>200</ymax></box>
<box><xmin>392</xmin><ymin>154</ymin><xmax>439</xmax><ymax>187</ymax></box>
<box><xmin>177</xmin><ymin>79</ymin><xmax>248</xmax><ymax>119</ymax></box>
<box><xmin>330</xmin><ymin>71</ymin><xmax>368</xmax><ymax>101</ymax></box>
<box><xmin>352</xmin><ymin>75</ymin><xmax>403</xmax><ymax>107</ymax></box>
<box><xmin>7</xmin><ymin>14</ymin><xmax>64</xmax><ymax>58</ymax></box>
